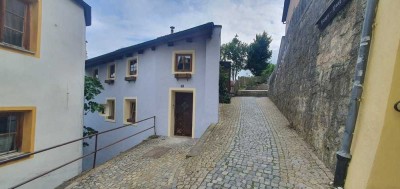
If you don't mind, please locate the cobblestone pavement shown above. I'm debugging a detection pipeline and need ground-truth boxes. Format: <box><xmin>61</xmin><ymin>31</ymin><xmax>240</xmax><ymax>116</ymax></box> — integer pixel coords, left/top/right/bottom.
<box><xmin>63</xmin><ymin>97</ymin><xmax>333</xmax><ymax>189</ymax></box>
<box><xmin>63</xmin><ymin>137</ymin><xmax>197</xmax><ymax>189</ymax></box>
<box><xmin>175</xmin><ymin>97</ymin><xmax>333</xmax><ymax>189</ymax></box>
<box><xmin>174</xmin><ymin>98</ymin><xmax>241</xmax><ymax>188</ymax></box>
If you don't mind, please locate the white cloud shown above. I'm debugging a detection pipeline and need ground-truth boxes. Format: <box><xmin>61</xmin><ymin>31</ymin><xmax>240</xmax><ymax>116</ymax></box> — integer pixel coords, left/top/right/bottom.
<box><xmin>85</xmin><ymin>0</ymin><xmax>285</xmax><ymax>63</ymax></box>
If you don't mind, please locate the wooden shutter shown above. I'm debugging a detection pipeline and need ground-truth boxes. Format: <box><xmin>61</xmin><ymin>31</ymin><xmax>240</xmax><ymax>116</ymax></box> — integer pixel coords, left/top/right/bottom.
<box><xmin>23</xmin><ymin>3</ymin><xmax>30</xmax><ymax>49</ymax></box>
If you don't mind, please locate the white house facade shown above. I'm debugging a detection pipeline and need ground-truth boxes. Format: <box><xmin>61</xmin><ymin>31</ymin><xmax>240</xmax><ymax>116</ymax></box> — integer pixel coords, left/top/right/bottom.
<box><xmin>0</xmin><ymin>0</ymin><xmax>91</xmax><ymax>188</ymax></box>
<box><xmin>83</xmin><ymin>23</ymin><xmax>221</xmax><ymax>170</ymax></box>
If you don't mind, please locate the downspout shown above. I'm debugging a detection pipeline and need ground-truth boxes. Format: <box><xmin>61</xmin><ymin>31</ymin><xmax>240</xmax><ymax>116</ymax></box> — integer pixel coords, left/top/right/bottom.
<box><xmin>333</xmin><ymin>0</ymin><xmax>378</xmax><ymax>187</ymax></box>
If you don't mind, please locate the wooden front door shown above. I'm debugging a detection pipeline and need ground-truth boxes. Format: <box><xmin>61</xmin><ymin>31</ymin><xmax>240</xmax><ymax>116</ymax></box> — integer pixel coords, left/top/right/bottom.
<box><xmin>174</xmin><ymin>92</ymin><xmax>193</xmax><ymax>137</ymax></box>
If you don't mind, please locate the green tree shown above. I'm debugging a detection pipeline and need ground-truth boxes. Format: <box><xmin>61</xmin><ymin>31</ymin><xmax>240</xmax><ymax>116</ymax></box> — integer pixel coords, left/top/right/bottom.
<box><xmin>261</xmin><ymin>64</ymin><xmax>276</xmax><ymax>79</ymax></box>
<box><xmin>83</xmin><ymin>76</ymin><xmax>104</xmax><ymax>146</ymax></box>
<box><xmin>221</xmin><ymin>34</ymin><xmax>248</xmax><ymax>81</ymax></box>
<box><xmin>219</xmin><ymin>65</ymin><xmax>231</xmax><ymax>103</ymax></box>
<box><xmin>246</xmin><ymin>31</ymin><xmax>272</xmax><ymax>76</ymax></box>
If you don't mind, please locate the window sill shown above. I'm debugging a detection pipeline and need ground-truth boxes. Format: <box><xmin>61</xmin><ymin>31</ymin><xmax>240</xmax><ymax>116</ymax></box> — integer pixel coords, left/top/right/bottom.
<box><xmin>105</xmin><ymin>79</ymin><xmax>115</xmax><ymax>84</ymax></box>
<box><xmin>174</xmin><ymin>73</ymin><xmax>192</xmax><ymax>79</ymax></box>
<box><xmin>123</xmin><ymin>121</ymin><xmax>137</xmax><ymax>126</ymax></box>
<box><xmin>125</xmin><ymin>76</ymin><xmax>137</xmax><ymax>82</ymax></box>
<box><xmin>105</xmin><ymin>119</ymin><xmax>116</xmax><ymax>123</ymax></box>
<box><xmin>0</xmin><ymin>42</ymin><xmax>35</xmax><ymax>55</ymax></box>
<box><xmin>0</xmin><ymin>152</ymin><xmax>32</xmax><ymax>167</ymax></box>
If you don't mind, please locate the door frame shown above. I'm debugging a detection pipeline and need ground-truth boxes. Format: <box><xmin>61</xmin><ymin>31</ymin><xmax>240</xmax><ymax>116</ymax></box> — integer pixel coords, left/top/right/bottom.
<box><xmin>168</xmin><ymin>88</ymin><xmax>196</xmax><ymax>138</ymax></box>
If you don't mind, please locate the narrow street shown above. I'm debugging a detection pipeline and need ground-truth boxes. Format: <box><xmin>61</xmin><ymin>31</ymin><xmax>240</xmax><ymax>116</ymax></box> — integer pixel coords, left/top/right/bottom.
<box><xmin>63</xmin><ymin>97</ymin><xmax>333</xmax><ymax>189</ymax></box>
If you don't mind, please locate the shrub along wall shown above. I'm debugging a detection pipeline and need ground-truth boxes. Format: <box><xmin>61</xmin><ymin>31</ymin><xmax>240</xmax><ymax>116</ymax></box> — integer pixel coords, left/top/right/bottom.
<box><xmin>269</xmin><ymin>0</ymin><xmax>366</xmax><ymax>171</ymax></box>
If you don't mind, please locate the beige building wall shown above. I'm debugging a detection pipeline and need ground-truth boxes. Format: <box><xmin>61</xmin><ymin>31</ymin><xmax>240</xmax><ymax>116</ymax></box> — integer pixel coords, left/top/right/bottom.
<box><xmin>345</xmin><ymin>1</ymin><xmax>400</xmax><ymax>188</ymax></box>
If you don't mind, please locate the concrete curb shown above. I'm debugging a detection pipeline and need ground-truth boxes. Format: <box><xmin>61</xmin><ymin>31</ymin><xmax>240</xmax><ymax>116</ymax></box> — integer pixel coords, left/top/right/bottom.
<box><xmin>186</xmin><ymin>123</ymin><xmax>216</xmax><ymax>158</ymax></box>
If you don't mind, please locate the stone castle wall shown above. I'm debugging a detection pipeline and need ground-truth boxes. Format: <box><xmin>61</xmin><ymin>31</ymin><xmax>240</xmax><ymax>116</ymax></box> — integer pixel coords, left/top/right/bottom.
<box><xmin>269</xmin><ymin>0</ymin><xmax>366</xmax><ymax>170</ymax></box>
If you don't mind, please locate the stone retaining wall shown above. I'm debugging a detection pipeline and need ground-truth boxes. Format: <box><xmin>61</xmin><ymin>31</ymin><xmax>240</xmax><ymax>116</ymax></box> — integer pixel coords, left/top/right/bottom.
<box><xmin>269</xmin><ymin>0</ymin><xmax>366</xmax><ymax>171</ymax></box>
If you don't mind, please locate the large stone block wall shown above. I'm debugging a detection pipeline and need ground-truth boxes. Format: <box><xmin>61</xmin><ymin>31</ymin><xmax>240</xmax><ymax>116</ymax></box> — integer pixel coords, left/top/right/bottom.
<box><xmin>269</xmin><ymin>0</ymin><xmax>366</xmax><ymax>170</ymax></box>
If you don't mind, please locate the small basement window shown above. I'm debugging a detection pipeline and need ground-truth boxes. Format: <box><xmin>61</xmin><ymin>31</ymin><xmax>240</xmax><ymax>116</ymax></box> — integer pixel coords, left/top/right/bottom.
<box><xmin>123</xmin><ymin>98</ymin><xmax>137</xmax><ymax>125</ymax></box>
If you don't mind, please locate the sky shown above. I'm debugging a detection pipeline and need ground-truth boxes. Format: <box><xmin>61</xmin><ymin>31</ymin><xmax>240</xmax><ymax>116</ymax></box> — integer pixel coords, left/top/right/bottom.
<box><xmin>85</xmin><ymin>0</ymin><xmax>285</xmax><ymax>65</ymax></box>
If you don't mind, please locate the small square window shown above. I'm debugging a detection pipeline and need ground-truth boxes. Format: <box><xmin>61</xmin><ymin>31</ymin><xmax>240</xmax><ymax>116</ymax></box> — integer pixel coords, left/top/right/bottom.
<box><xmin>105</xmin><ymin>64</ymin><xmax>116</xmax><ymax>84</ymax></box>
<box><xmin>128</xmin><ymin>59</ymin><xmax>138</xmax><ymax>76</ymax></box>
<box><xmin>175</xmin><ymin>54</ymin><xmax>192</xmax><ymax>72</ymax></box>
<box><xmin>108</xmin><ymin>64</ymin><xmax>115</xmax><ymax>79</ymax></box>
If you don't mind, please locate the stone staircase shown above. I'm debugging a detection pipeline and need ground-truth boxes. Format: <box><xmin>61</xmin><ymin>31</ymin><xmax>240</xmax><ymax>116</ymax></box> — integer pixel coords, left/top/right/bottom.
<box><xmin>236</xmin><ymin>90</ymin><xmax>268</xmax><ymax>97</ymax></box>
<box><xmin>236</xmin><ymin>83</ymin><xmax>268</xmax><ymax>97</ymax></box>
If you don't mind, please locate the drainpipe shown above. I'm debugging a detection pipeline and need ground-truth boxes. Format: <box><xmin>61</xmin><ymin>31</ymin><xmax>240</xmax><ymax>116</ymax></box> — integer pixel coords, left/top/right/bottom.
<box><xmin>333</xmin><ymin>0</ymin><xmax>378</xmax><ymax>187</ymax></box>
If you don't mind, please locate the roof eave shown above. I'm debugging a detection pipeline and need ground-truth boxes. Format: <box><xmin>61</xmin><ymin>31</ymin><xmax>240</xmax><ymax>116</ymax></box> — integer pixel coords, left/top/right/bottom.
<box><xmin>282</xmin><ymin>0</ymin><xmax>290</xmax><ymax>23</ymax></box>
<box><xmin>85</xmin><ymin>22</ymin><xmax>216</xmax><ymax>68</ymax></box>
<box><xmin>73</xmin><ymin>0</ymin><xmax>91</xmax><ymax>26</ymax></box>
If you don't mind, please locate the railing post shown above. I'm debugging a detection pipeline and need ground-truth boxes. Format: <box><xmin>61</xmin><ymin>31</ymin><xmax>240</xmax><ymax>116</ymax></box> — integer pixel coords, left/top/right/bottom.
<box><xmin>92</xmin><ymin>134</ymin><xmax>98</xmax><ymax>169</ymax></box>
<box><xmin>153</xmin><ymin>116</ymin><xmax>157</xmax><ymax>136</ymax></box>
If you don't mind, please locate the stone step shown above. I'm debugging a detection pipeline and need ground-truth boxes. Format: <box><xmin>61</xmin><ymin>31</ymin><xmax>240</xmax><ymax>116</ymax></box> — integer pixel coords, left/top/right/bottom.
<box><xmin>245</xmin><ymin>83</ymin><xmax>269</xmax><ymax>90</ymax></box>
<box><xmin>236</xmin><ymin>90</ymin><xmax>268</xmax><ymax>97</ymax></box>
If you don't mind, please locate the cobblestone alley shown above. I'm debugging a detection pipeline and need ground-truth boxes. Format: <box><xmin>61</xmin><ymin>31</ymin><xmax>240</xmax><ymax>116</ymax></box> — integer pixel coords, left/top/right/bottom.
<box><xmin>63</xmin><ymin>97</ymin><xmax>333</xmax><ymax>189</ymax></box>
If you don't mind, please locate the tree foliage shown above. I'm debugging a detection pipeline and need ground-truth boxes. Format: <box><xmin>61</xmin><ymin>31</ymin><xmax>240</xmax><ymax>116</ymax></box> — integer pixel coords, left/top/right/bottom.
<box><xmin>221</xmin><ymin>35</ymin><xmax>248</xmax><ymax>81</ymax></box>
<box><xmin>246</xmin><ymin>31</ymin><xmax>272</xmax><ymax>76</ymax></box>
<box><xmin>84</xmin><ymin>76</ymin><xmax>104</xmax><ymax>114</ymax></box>
<box><xmin>261</xmin><ymin>64</ymin><xmax>276</xmax><ymax>79</ymax></box>
<box><xmin>83</xmin><ymin>76</ymin><xmax>104</xmax><ymax>146</ymax></box>
<box><xmin>219</xmin><ymin>65</ymin><xmax>231</xmax><ymax>103</ymax></box>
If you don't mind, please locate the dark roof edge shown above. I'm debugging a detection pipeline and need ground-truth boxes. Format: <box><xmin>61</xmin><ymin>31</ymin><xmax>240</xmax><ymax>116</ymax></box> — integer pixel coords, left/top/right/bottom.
<box><xmin>86</xmin><ymin>22</ymin><xmax>218</xmax><ymax>67</ymax></box>
<box><xmin>73</xmin><ymin>0</ymin><xmax>91</xmax><ymax>26</ymax></box>
<box><xmin>282</xmin><ymin>0</ymin><xmax>290</xmax><ymax>23</ymax></box>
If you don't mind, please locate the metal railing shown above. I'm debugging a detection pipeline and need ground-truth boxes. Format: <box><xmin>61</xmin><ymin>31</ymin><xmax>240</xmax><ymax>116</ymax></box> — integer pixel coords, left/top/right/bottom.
<box><xmin>0</xmin><ymin>116</ymin><xmax>156</xmax><ymax>189</ymax></box>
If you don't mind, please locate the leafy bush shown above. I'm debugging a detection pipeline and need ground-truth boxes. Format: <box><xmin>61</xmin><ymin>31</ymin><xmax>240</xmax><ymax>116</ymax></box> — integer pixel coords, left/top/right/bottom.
<box><xmin>83</xmin><ymin>76</ymin><xmax>104</xmax><ymax>147</ymax></box>
<box><xmin>219</xmin><ymin>66</ymin><xmax>231</xmax><ymax>103</ymax></box>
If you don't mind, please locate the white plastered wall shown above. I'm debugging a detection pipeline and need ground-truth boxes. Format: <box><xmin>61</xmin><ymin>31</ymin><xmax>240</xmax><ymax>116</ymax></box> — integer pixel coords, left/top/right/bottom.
<box><xmin>0</xmin><ymin>1</ymin><xmax>87</xmax><ymax>188</ymax></box>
